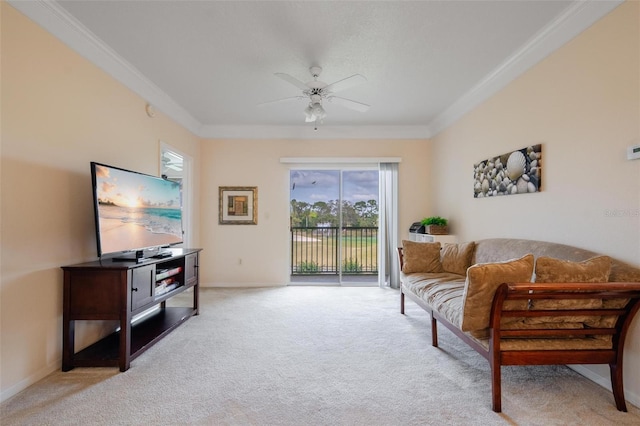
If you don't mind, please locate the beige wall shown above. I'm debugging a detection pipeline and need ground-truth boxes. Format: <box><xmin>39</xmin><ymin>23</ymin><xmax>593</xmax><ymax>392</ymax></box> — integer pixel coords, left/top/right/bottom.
<box><xmin>1</xmin><ymin>3</ymin><xmax>432</xmax><ymax>400</ymax></box>
<box><xmin>430</xmin><ymin>1</ymin><xmax>640</xmax><ymax>405</ymax></box>
<box><xmin>199</xmin><ymin>138</ymin><xmax>431</xmax><ymax>286</ymax></box>
<box><xmin>3</xmin><ymin>0</ymin><xmax>639</xmax><ymax>410</ymax></box>
<box><xmin>1</xmin><ymin>3</ymin><xmax>201</xmax><ymax>400</ymax></box>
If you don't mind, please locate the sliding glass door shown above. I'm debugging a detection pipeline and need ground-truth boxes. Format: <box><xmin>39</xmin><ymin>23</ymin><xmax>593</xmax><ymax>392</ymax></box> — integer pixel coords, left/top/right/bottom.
<box><xmin>289</xmin><ymin>169</ymin><xmax>379</xmax><ymax>285</ymax></box>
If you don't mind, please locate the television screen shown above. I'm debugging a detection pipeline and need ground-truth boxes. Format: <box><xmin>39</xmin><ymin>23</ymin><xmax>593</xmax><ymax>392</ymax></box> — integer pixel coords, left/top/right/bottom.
<box><xmin>91</xmin><ymin>162</ymin><xmax>183</xmax><ymax>258</ymax></box>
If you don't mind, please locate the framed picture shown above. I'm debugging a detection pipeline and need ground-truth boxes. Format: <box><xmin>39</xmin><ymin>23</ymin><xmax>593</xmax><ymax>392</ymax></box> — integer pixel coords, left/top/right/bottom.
<box><xmin>473</xmin><ymin>144</ymin><xmax>542</xmax><ymax>198</ymax></box>
<box><xmin>219</xmin><ymin>186</ymin><xmax>258</xmax><ymax>224</ymax></box>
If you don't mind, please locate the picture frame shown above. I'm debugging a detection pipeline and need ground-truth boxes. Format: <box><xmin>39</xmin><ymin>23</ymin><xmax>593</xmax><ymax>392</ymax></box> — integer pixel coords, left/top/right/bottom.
<box><xmin>219</xmin><ymin>186</ymin><xmax>258</xmax><ymax>224</ymax></box>
<box><xmin>473</xmin><ymin>144</ymin><xmax>542</xmax><ymax>198</ymax></box>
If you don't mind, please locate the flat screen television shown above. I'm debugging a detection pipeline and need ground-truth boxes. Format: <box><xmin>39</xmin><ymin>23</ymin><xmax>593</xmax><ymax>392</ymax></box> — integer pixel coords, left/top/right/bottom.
<box><xmin>90</xmin><ymin>162</ymin><xmax>183</xmax><ymax>261</ymax></box>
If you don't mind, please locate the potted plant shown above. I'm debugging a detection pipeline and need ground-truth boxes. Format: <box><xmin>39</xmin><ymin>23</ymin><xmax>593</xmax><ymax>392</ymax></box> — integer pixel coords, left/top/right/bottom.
<box><xmin>420</xmin><ymin>216</ymin><xmax>449</xmax><ymax>235</ymax></box>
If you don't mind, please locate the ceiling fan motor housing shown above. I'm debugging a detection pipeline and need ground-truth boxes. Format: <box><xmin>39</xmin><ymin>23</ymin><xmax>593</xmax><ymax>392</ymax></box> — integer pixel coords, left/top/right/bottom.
<box><xmin>309</xmin><ymin>66</ymin><xmax>323</xmax><ymax>78</ymax></box>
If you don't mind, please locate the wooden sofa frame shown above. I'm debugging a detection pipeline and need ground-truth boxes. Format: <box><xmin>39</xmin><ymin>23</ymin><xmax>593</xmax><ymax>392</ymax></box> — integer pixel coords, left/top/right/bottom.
<box><xmin>398</xmin><ymin>247</ymin><xmax>640</xmax><ymax>413</ymax></box>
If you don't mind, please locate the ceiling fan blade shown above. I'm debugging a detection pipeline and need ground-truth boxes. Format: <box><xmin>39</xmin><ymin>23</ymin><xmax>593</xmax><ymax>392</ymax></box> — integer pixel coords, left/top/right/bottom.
<box><xmin>274</xmin><ymin>73</ymin><xmax>309</xmax><ymax>91</ymax></box>
<box><xmin>327</xmin><ymin>96</ymin><xmax>370</xmax><ymax>112</ymax></box>
<box><xmin>323</xmin><ymin>74</ymin><xmax>367</xmax><ymax>94</ymax></box>
<box><xmin>258</xmin><ymin>96</ymin><xmax>306</xmax><ymax>107</ymax></box>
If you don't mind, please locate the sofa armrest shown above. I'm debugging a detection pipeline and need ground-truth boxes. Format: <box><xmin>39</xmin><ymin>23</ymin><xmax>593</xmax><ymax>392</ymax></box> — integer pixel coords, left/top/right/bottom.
<box><xmin>489</xmin><ymin>281</ymin><xmax>640</xmax><ymax>339</ymax></box>
<box><xmin>397</xmin><ymin>247</ymin><xmax>405</xmax><ymax>272</ymax></box>
<box><xmin>503</xmin><ymin>281</ymin><xmax>640</xmax><ymax>293</ymax></box>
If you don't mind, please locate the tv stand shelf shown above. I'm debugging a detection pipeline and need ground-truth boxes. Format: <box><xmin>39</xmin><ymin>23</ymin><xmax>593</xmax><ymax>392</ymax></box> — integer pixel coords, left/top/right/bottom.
<box><xmin>61</xmin><ymin>248</ymin><xmax>202</xmax><ymax>372</ymax></box>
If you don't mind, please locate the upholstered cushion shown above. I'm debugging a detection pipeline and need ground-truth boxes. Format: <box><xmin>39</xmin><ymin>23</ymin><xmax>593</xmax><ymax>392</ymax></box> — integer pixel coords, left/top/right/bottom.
<box><xmin>401</xmin><ymin>272</ymin><xmax>466</xmax><ymax>327</ymax></box>
<box><xmin>401</xmin><ymin>240</ymin><xmax>443</xmax><ymax>273</ymax></box>
<box><xmin>441</xmin><ymin>241</ymin><xmax>476</xmax><ymax>275</ymax></box>
<box><xmin>460</xmin><ymin>254</ymin><xmax>534</xmax><ymax>332</ymax></box>
<box><xmin>609</xmin><ymin>260</ymin><xmax>640</xmax><ymax>282</ymax></box>
<box><xmin>535</xmin><ymin>255</ymin><xmax>611</xmax><ymax>283</ymax></box>
<box><xmin>529</xmin><ymin>255</ymin><xmax>611</xmax><ymax>321</ymax></box>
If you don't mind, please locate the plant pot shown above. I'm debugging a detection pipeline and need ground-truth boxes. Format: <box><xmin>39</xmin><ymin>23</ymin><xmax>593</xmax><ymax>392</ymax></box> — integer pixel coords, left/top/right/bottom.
<box><xmin>425</xmin><ymin>225</ymin><xmax>448</xmax><ymax>235</ymax></box>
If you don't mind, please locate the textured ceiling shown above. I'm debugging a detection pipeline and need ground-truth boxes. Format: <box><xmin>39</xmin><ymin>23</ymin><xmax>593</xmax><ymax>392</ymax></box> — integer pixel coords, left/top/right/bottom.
<box><xmin>14</xmin><ymin>1</ymin><xmax>622</xmax><ymax>138</ymax></box>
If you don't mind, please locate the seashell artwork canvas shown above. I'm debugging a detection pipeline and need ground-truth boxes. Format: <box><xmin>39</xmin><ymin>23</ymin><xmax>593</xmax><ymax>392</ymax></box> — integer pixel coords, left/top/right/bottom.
<box><xmin>473</xmin><ymin>145</ymin><xmax>542</xmax><ymax>198</ymax></box>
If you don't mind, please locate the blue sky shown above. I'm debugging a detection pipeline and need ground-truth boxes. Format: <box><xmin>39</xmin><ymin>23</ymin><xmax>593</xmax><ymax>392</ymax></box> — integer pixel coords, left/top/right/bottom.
<box><xmin>95</xmin><ymin>164</ymin><xmax>181</xmax><ymax>208</ymax></box>
<box><xmin>290</xmin><ymin>170</ymin><xmax>378</xmax><ymax>204</ymax></box>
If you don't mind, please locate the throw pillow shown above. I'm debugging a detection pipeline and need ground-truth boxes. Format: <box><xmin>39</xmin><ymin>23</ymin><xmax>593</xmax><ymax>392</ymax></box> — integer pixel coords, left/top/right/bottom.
<box><xmin>535</xmin><ymin>255</ymin><xmax>611</xmax><ymax>283</ymax></box>
<box><xmin>530</xmin><ymin>255</ymin><xmax>611</xmax><ymax>314</ymax></box>
<box><xmin>441</xmin><ymin>241</ymin><xmax>476</xmax><ymax>276</ymax></box>
<box><xmin>460</xmin><ymin>254</ymin><xmax>534</xmax><ymax>332</ymax></box>
<box><xmin>401</xmin><ymin>240</ymin><xmax>444</xmax><ymax>274</ymax></box>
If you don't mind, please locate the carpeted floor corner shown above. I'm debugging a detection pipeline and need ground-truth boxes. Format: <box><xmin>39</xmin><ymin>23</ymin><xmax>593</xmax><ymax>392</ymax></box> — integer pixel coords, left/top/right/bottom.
<box><xmin>2</xmin><ymin>286</ymin><xmax>639</xmax><ymax>425</ymax></box>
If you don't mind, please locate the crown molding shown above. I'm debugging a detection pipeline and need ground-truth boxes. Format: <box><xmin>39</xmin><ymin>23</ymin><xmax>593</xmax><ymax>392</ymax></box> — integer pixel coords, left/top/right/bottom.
<box><xmin>280</xmin><ymin>157</ymin><xmax>402</xmax><ymax>164</ymax></box>
<box><xmin>10</xmin><ymin>0</ymin><xmax>623</xmax><ymax>140</ymax></box>
<box><xmin>426</xmin><ymin>0</ymin><xmax>624</xmax><ymax>137</ymax></box>
<box><xmin>8</xmin><ymin>0</ymin><xmax>203</xmax><ymax>136</ymax></box>
<box><xmin>198</xmin><ymin>125</ymin><xmax>431</xmax><ymax>140</ymax></box>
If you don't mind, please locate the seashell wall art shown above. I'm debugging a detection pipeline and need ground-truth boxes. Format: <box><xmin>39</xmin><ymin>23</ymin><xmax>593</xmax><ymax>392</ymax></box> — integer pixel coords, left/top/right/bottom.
<box><xmin>473</xmin><ymin>145</ymin><xmax>542</xmax><ymax>198</ymax></box>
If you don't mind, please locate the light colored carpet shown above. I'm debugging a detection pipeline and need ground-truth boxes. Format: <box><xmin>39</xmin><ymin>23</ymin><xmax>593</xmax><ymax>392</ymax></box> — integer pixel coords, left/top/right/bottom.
<box><xmin>2</xmin><ymin>287</ymin><xmax>639</xmax><ymax>425</ymax></box>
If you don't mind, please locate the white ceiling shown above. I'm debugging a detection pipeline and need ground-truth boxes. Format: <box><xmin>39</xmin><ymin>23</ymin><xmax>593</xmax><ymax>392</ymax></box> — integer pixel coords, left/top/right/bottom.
<box><xmin>11</xmin><ymin>1</ymin><xmax>622</xmax><ymax>139</ymax></box>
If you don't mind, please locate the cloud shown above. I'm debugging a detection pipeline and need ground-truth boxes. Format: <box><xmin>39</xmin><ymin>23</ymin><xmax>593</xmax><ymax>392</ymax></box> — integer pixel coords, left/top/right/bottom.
<box><xmin>290</xmin><ymin>170</ymin><xmax>378</xmax><ymax>203</ymax></box>
<box><xmin>95</xmin><ymin>165</ymin><xmax>110</xmax><ymax>178</ymax></box>
<box><xmin>100</xmin><ymin>181</ymin><xmax>116</xmax><ymax>193</ymax></box>
<box><xmin>349</xmin><ymin>192</ymin><xmax>378</xmax><ymax>201</ymax></box>
<box><xmin>291</xmin><ymin>170</ymin><xmax>338</xmax><ymax>189</ymax></box>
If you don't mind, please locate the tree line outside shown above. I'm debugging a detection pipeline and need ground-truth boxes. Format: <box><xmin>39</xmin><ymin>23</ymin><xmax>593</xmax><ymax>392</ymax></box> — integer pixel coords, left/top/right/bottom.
<box><xmin>290</xmin><ymin>199</ymin><xmax>379</xmax><ymax>228</ymax></box>
<box><xmin>290</xmin><ymin>198</ymin><xmax>379</xmax><ymax>275</ymax></box>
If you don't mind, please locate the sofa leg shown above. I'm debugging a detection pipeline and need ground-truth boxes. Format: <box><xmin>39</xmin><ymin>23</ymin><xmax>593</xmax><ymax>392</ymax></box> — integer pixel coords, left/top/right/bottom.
<box><xmin>609</xmin><ymin>362</ymin><xmax>628</xmax><ymax>412</ymax></box>
<box><xmin>491</xmin><ymin>363</ymin><xmax>502</xmax><ymax>412</ymax></box>
<box><xmin>430</xmin><ymin>312</ymin><xmax>438</xmax><ymax>347</ymax></box>
<box><xmin>400</xmin><ymin>291</ymin><xmax>405</xmax><ymax>314</ymax></box>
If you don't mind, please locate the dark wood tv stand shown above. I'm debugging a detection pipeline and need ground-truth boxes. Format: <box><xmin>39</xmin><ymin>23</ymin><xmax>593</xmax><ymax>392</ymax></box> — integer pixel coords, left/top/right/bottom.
<box><xmin>61</xmin><ymin>248</ymin><xmax>202</xmax><ymax>372</ymax></box>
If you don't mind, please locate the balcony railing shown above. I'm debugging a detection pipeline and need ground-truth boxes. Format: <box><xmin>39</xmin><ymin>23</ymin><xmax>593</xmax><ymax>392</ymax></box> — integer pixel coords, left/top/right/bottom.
<box><xmin>290</xmin><ymin>226</ymin><xmax>378</xmax><ymax>275</ymax></box>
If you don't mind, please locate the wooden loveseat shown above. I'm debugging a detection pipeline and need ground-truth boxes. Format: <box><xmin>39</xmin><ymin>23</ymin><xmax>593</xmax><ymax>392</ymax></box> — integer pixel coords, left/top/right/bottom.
<box><xmin>398</xmin><ymin>238</ymin><xmax>640</xmax><ymax>413</ymax></box>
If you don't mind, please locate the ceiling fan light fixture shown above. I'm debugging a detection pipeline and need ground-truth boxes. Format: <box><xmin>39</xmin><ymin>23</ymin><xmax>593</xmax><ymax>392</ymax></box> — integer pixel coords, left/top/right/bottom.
<box><xmin>304</xmin><ymin>104</ymin><xmax>315</xmax><ymax>122</ymax></box>
<box><xmin>303</xmin><ymin>101</ymin><xmax>326</xmax><ymax>124</ymax></box>
<box><xmin>311</xmin><ymin>102</ymin><xmax>325</xmax><ymax>118</ymax></box>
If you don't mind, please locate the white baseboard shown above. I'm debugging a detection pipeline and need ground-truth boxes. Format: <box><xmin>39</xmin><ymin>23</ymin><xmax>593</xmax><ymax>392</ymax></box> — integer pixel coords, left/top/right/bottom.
<box><xmin>570</xmin><ymin>365</ymin><xmax>640</xmax><ymax>409</ymax></box>
<box><xmin>1</xmin><ymin>359</ymin><xmax>59</xmax><ymax>403</ymax></box>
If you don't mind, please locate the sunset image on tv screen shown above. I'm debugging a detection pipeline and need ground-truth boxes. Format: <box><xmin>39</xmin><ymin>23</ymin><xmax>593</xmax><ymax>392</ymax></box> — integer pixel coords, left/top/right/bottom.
<box><xmin>94</xmin><ymin>164</ymin><xmax>183</xmax><ymax>254</ymax></box>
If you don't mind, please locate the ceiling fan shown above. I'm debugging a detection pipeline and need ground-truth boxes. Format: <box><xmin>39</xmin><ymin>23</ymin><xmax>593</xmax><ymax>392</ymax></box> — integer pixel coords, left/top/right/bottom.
<box><xmin>260</xmin><ymin>66</ymin><xmax>370</xmax><ymax>127</ymax></box>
